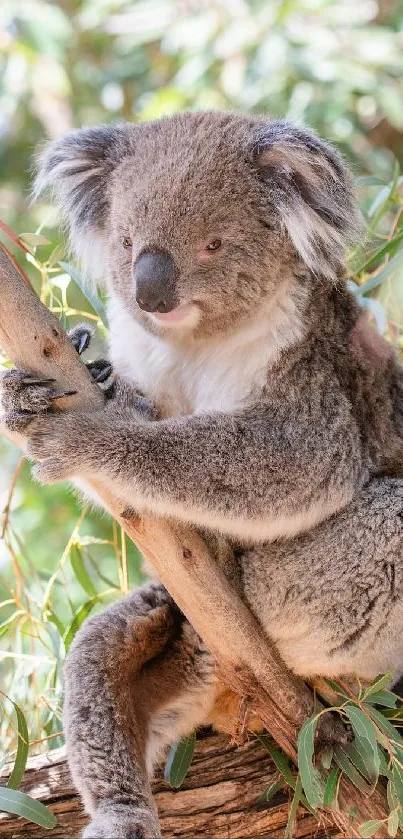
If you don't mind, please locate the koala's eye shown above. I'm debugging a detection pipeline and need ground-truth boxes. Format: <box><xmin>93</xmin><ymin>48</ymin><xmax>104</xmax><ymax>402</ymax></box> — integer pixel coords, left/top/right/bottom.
<box><xmin>205</xmin><ymin>239</ymin><xmax>222</xmax><ymax>252</ymax></box>
<box><xmin>122</xmin><ymin>236</ymin><xmax>132</xmax><ymax>249</ymax></box>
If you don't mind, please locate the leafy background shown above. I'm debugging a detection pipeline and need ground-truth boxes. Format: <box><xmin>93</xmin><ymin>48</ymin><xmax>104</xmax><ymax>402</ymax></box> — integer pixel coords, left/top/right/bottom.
<box><xmin>0</xmin><ymin>0</ymin><xmax>403</xmax><ymax>829</ymax></box>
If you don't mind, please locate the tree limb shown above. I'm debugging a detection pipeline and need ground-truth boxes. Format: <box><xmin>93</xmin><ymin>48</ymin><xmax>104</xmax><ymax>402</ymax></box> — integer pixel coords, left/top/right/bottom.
<box><xmin>0</xmin><ymin>246</ymin><xmax>389</xmax><ymax>836</ymax></box>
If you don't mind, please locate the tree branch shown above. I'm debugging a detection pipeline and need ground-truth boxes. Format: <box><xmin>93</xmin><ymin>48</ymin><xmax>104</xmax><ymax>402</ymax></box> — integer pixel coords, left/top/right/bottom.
<box><xmin>0</xmin><ymin>246</ymin><xmax>389</xmax><ymax>836</ymax></box>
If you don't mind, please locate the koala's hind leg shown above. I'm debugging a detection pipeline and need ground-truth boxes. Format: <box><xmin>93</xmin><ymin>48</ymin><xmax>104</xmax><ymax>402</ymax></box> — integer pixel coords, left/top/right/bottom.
<box><xmin>64</xmin><ymin>581</ymin><xmax>216</xmax><ymax>839</ymax></box>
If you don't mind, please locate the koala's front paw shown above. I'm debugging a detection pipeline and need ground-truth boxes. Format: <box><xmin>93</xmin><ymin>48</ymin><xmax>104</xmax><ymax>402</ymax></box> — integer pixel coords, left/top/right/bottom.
<box><xmin>0</xmin><ymin>368</ymin><xmax>76</xmax><ymax>432</ymax></box>
<box><xmin>25</xmin><ymin>411</ymin><xmax>100</xmax><ymax>483</ymax></box>
<box><xmin>82</xmin><ymin>805</ymin><xmax>161</xmax><ymax>839</ymax></box>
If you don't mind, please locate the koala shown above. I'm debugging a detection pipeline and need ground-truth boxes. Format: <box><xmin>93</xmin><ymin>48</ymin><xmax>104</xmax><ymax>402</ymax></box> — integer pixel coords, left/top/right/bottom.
<box><xmin>2</xmin><ymin>110</ymin><xmax>403</xmax><ymax>838</ymax></box>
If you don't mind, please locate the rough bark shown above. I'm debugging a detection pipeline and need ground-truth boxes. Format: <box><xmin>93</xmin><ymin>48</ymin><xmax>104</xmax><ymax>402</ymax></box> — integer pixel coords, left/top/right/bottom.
<box><xmin>0</xmin><ymin>733</ymin><xmax>345</xmax><ymax>839</ymax></box>
<box><xmin>0</xmin><ymin>246</ymin><xmax>390</xmax><ymax>835</ymax></box>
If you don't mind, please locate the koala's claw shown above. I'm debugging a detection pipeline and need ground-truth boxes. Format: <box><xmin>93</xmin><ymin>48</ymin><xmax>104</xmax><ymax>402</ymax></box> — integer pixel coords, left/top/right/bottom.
<box><xmin>69</xmin><ymin>324</ymin><xmax>113</xmax><ymax>385</ymax></box>
<box><xmin>0</xmin><ymin>369</ymin><xmax>58</xmax><ymax>415</ymax></box>
<box><xmin>50</xmin><ymin>389</ymin><xmax>78</xmax><ymax>401</ymax></box>
<box><xmin>87</xmin><ymin>359</ymin><xmax>113</xmax><ymax>384</ymax></box>
<box><xmin>69</xmin><ymin>323</ymin><xmax>93</xmax><ymax>355</ymax></box>
<box><xmin>21</xmin><ymin>376</ymin><xmax>56</xmax><ymax>386</ymax></box>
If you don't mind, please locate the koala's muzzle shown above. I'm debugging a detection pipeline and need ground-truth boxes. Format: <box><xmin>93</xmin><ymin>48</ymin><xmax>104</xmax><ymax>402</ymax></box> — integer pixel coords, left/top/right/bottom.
<box><xmin>133</xmin><ymin>251</ymin><xmax>178</xmax><ymax>313</ymax></box>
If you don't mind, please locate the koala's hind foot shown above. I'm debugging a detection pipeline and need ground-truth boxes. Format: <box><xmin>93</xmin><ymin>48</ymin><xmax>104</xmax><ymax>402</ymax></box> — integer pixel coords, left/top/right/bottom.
<box><xmin>82</xmin><ymin>804</ymin><xmax>160</xmax><ymax>839</ymax></box>
<box><xmin>64</xmin><ymin>581</ymin><xmax>216</xmax><ymax>839</ymax></box>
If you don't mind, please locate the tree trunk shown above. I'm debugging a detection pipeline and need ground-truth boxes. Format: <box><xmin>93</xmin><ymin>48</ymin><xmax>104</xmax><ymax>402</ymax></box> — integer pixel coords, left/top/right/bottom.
<box><xmin>0</xmin><ymin>732</ymin><xmax>345</xmax><ymax>839</ymax></box>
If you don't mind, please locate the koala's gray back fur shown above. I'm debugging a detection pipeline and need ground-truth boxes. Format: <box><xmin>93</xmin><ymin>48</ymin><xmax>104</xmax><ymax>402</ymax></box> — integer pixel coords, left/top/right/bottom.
<box><xmin>243</xmin><ymin>478</ymin><xmax>403</xmax><ymax>681</ymax></box>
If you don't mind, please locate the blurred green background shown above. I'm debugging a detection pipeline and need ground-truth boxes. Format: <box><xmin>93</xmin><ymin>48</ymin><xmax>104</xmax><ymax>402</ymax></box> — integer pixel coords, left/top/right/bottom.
<box><xmin>1</xmin><ymin>0</ymin><xmax>403</xmax><ymax>767</ymax></box>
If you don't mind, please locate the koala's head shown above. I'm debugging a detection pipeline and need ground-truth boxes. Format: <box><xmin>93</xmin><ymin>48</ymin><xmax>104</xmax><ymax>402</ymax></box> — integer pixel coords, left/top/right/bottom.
<box><xmin>35</xmin><ymin>111</ymin><xmax>360</xmax><ymax>339</ymax></box>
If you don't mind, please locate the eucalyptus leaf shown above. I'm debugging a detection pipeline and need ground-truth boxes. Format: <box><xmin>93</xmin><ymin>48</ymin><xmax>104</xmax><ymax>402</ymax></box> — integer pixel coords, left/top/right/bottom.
<box><xmin>7</xmin><ymin>701</ymin><xmax>29</xmax><ymax>789</ymax></box>
<box><xmin>258</xmin><ymin>778</ymin><xmax>284</xmax><ymax>803</ymax></box>
<box><xmin>367</xmin><ymin>706</ymin><xmax>403</xmax><ymax>749</ymax></box>
<box><xmin>63</xmin><ymin>591</ymin><xmax>112</xmax><ymax>651</ymax></box>
<box><xmin>357</xmin><ymin>176</ymin><xmax>387</xmax><ymax>187</ymax></box>
<box><xmin>365</xmin><ymin>690</ymin><xmax>398</xmax><ymax>709</ymax></box>
<box><xmin>344</xmin><ymin>705</ymin><xmax>379</xmax><ymax>784</ymax></box>
<box><xmin>0</xmin><ymin>787</ymin><xmax>56</xmax><ymax>829</ymax></box>
<box><xmin>257</xmin><ymin>734</ymin><xmax>298</xmax><ymax>790</ymax></box>
<box><xmin>70</xmin><ymin>544</ymin><xmax>97</xmax><ymax>597</ymax></box>
<box><xmin>358</xmin><ymin>248</ymin><xmax>403</xmax><ymax>296</ymax></box>
<box><xmin>323</xmin><ymin>766</ymin><xmax>340</xmax><ymax>808</ymax></box>
<box><xmin>323</xmin><ymin>678</ymin><xmax>352</xmax><ymax>699</ymax></box>
<box><xmin>392</xmin><ymin>763</ymin><xmax>403</xmax><ymax>808</ymax></box>
<box><xmin>387</xmin><ymin>809</ymin><xmax>399</xmax><ymax>838</ymax></box>
<box><xmin>355</xmin><ymin>232</ymin><xmax>403</xmax><ymax>276</ymax></box>
<box><xmin>59</xmin><ymin>261</ymin><xmax>108</xmax><ymax>326</ymax></box>
<box><xmin>285</xmin><ymin>774</ymin><xmax>302</xmax><ymax>838</ymax></box>
<box><xmin>256</xmin><ymin>734</ymin><xmax>315</xmax><ymax>814</ymax></box>
<box><xmin>297</xmin><ymin>713</ymin><xmax>324</xmax><ymax>808</ymax></box>
<box><xmin>364</xmin><ymin>673</ymin><xmax>394</xmax><ymax>699</ymax></box>
<box><xmin>164</xmin><ymin>731</ymin><xmax>196</xmax><ymax>788</ymax></box>
<box><xmin>387</xmin><ymin>779</ymin><xmax>399</xmax><ymax>812</ymax></box>
<box><xmin>358</xmin><ymin>819</ymin><xmax>385</xmax><ymax>837</ymax></box>
<box><xmin>333</xmin><ymin>745</ymin><xmax>372</xmax><ymax>794</ymax></box>
<box><xmin>19</xmin><ymin>232</ymin><xmax>51</xmax><ymax>248</ymax></box>
<box><xmin>347</xmin><ymin>739</ymin><xmax>378</xmax><ymax>786</ymax></box>
<box><xmin>0</xmin><ymin>612</ymin><xmax>23</xmax><ymax>639</ymax></box>
<box><xmin>47</xmin><ymin>242</ymin><xmax>65</xmax><ymax>268</ymax></box>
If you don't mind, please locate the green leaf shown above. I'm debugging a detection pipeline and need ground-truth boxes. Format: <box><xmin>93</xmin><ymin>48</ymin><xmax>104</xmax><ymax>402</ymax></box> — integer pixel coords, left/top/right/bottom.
<box><xmin>367</xmin><ymin>706</ymin><xmax>403</xmax><ymax>749</ymax></box>
<box><xmin>344</xmin><ymin>705</ymin><xmax>379</xmax><ymax>785</ymax></box>
<box><xmin>323</xmin><ymin>766</ymin><xmax>340</xmax><ymax>808</ymax></box>
<box><xmin>358</xmin><ymin>819</ymin><xmax>384</xmax><ymax>837</ymax></box>
<box><xmin>358</xmin><ymin>249</ymin><xmax>403</xmax><ymax>296</ymax></box>
<box><xmin>70</xmin><ymin>545</ymin><xmax>96</xmax><ymax>597</ymax></box>
<box><xmin>45</xmin><ymin>610</ymin><xmax>65</xmax><ymax>638</ymax></box>
<box><xmin>164</xmin><ymin>732</ymin><xmax>196</xmax><ymax>788</ymax></box>
<box><xmin>387</xmin><ymin>809</ymin><xmax>399</xmax><ymax>838</ymax></box>
<box><xmin>364</xmin><ymin>673</ymin><xmax>394</xmax><ymax>699</ymax></box>
<box><xmin>377</xmin><ymin>747</ymin><xmax>393</xmax><ymax>779</ymax></box>
<box><xmin>7</xmin><ymin>702</ymin><xmax>29</xmax><ymax>789</ymax></box>
<box><xmin>257</xmin><ymin>734</ymin><xmax>298</xmax><ymax>790</ymax></box>
<box><xmin>357</xmin><ymin>176</ymin><xmax>387</xmax><ymax>187</ymax></box>
<box><xmin>0</xmin><ymin>611</ymin><xmax>23</xmax><ymax>639</ymax></box>
<box><xmin>285</xmin><ymin>774</ymin><xmax>302</xmax><ymax>838</ymax></box>
<box><xmin>0</xmin><ymin>787</ymin><xmax>56</xmax><ymax>829</ymax></box>
<box><xmin>346</xmin><ymin>740</ymin><xmax>378</xmax><ymax>785</ymax></box>
<box><xmin>47</xmin><ymin>242</ymin><xmax>65</xmax><ymax>268</ymax></box>
<box><xmin>365</xmin><ymin>691</ymin><xmax>398</xmax><ymax>709</ymax></box>
<box><xmin>59</xmin><ymin>261</ymin><xmax>108</xmax><ymax>326</ymax></box>
<box><xmin>297</xmin><ymin>713</ymin><xmax>324</xmax><ymax>808</ymax></box>
<box><xmin>258</xmin><ymin>778</ymin><xmax>284</xmax><ymax>803</ymax></box>
<box><xmin>256</xmin><ymin>734</ymin><xmax>315</xmax><ymax>814</ymax></box>
<box><xmin>19</xmin><ymin>232</ymin><xmax>51</xmax><ymax>248</ymax></box>
<box><xmin>387</xmin><ymin>779</ymin><xmax>399</xmax><ymax>811</ymax></box>
<box><xmin>323</xmin><ymin>678</ymin><xmax>352</xmax><ymax>699</ymax></box>
<box><xmin>333</xmin><ymin>745</ymin><xmax>372</xmax><ymax>794</ymax></box>
<box><xmin>63</xmin><ymin>593</ymin><xmax>110</xmax><ymax>651</ymax></box>
<box><xmin>392</xmin><ymin>763</ymin><xmax>403</xmax><ymax>808</ymax></box>
<box><xmin>355</xmin><ymin>232</ymin><xmax>403</xmax><ymax>276</ymax></box>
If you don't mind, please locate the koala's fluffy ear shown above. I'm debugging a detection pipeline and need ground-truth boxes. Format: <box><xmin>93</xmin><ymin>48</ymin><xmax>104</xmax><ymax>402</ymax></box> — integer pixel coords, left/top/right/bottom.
<box><xmin>33</xmin><ymin>124</ymin><xmax>133</xmax><ymax>285</ymax></box>
<box><xmin>252</xmin><ymin>120</ymin><xmax>361</xmax><ymax>279</ymax></box>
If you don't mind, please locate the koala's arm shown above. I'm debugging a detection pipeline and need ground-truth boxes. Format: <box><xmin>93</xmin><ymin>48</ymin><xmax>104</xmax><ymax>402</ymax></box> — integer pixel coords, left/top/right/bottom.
<box><xmin>14</xmin><ymin>379</ymin><xmax>366</xmax><ymax>542</ymax></box>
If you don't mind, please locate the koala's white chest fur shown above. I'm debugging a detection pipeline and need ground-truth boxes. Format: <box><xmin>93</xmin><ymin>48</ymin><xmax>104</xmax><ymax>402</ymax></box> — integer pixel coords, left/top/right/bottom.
<box><xmin>107</xmin><ymin>295</ymin><xmax>304</xmax><ymax>417</ymax></box>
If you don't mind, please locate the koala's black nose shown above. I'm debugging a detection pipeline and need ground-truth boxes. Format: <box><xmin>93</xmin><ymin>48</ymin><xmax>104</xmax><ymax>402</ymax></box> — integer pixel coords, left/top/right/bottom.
<box><xmin>133</xmin><ymin>251</ymin><xmax>178</xmax><ymax>313</ymax></box>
